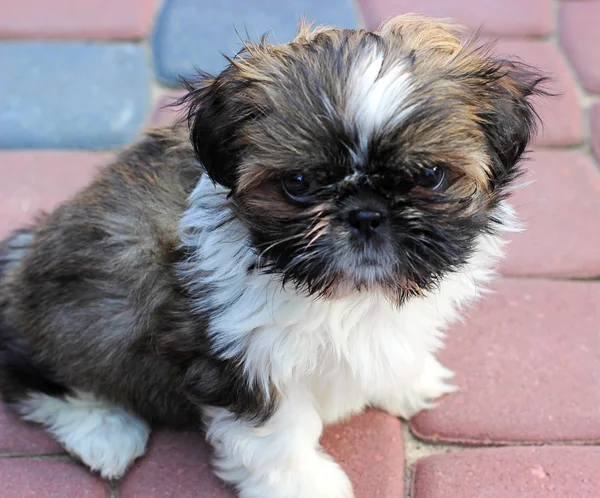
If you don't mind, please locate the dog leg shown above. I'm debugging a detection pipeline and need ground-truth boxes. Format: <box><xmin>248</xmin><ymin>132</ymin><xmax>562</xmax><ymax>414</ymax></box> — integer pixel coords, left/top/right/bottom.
<box><xmin>204</xmin><ymin>384</ymin><xmax>354</xmax><ymax>498</ymax></box>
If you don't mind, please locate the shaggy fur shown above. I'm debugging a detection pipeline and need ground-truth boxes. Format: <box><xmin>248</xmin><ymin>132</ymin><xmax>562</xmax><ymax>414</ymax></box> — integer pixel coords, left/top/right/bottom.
<box><xmin>0</xmin><ymin>15</ymin><xmax>546</xmax><ymax>498</ymax></box>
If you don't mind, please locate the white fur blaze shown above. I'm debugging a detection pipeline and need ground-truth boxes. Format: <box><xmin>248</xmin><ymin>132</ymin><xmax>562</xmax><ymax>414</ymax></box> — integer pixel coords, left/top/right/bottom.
<box><xmin>346</xmin><ymin>50</ymin><xmax>415</xmax><ymax>154</ymax></box>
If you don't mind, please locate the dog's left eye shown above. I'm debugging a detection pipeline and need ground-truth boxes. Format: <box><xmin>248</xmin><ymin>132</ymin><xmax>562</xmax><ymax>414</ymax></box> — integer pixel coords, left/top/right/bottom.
<box><xmin>282</xmin><ymin>173</ymin><xmax>314</xmax><ymax>204</ymax></box>
<box><xmin>418</xmin><ymin>166</ymin><xmax>446</xmax><ymax>190</ymax></box>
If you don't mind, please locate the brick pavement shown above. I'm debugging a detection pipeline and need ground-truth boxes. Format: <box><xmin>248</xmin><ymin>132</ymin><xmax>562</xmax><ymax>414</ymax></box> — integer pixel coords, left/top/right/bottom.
<box><xmin>0</xmin><ymin>0</ymin><xmax>598</xmax><ymax>496</ymax></box>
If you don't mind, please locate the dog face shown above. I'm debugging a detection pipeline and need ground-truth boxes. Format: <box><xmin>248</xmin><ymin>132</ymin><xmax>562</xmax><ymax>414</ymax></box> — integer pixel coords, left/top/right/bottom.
<box><xmin>182</xmin><ymin>15</ymin><xmax>545</xmax><ymax>301</ymax></box>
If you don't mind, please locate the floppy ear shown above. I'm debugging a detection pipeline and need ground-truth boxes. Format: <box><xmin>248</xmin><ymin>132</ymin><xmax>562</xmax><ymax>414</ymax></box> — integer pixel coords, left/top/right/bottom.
<box><xmin>180</xmin><ymin>71</ymin><xmax>255</xmax><ymax>190</ymax></box>
<box><xmin>478</xmin><ymin>60</ymin><xmax>549</xmax><ymax>190</ymax></box>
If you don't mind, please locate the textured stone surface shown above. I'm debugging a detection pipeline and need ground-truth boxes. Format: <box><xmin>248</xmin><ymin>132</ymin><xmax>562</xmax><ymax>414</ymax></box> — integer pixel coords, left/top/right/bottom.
<box><xmin>0</xmin><ymin>403</ymin><xmax>64</xmax><ymax>455</ymax></box>
<box><xmin>559</xmin><ymin>1</ymin><xmax>600</xmax><ymax>93</ymax></box>
<box><xmin>322</xmin><ymin>410</ymin><xmax>404</xmax><ymax>498</ymax></box>
<box><xmin>489</xmin><ymin>39</ymin><xmax>584</xmax><ymax>147</ymax></box>
<box><xmin>0</xmin><ymin>459</ymin><xmax>108</xmax><ymax>497</ymax></box>
<box><xmin>357</xmin><ymin>0</ymin><xmax>553</xmax><ymax>36</ymax></box>
<box><xmin>0</xmin><ymin>0</ymin><xmax>158</xmax><ymax>39</ymax></box>
<box><xmin>501</xmin><ymin>149</ymin><xmax>600</xmax><ymax>278</ymax></box>
<box><xmin>0</xmin><ymin>43</ymin><xmax>150</xmax><ymax>149</ymax></box>
<box><xmin>412</xmin><ymin>447</ymin><xmax>600</xmax><ymax>498</ymax></box>
<box><xmin>0</xmin><ymin>151</ymin><xmax>110</xmax><ymax>237</ymax></box>
<box><xmin>121</xmin><ymin>410</ymin><xmax>403</xmax><ymax>498</ymax></box>
<box><xmin>410</xmin><ymin>279</ymin><xmax>600</xmax><ymax>444</ymax></box>
<box><xmin>152</xmin><ymin>0</ymin><xmax>358</xmax><ymax>86</ymax></box>
<box><xmin>119</xmin><ymin>430</ymin><xmax>235</xmax><ymax>498</ymax></box>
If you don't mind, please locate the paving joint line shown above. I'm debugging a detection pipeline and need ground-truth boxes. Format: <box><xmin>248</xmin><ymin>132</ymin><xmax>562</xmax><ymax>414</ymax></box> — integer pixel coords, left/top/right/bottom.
<box><xmin>499</xmin><ymin>273</ymin><xmax>600</xmax><ymax>282</ymax></box>
<box><xmin>549</xmin><ymin>0</ymin><xmax>599</xmax><ymax>105</ymax></box>
<box><xmin>548</xmin><ymin>0</ymin><xmax>597</xmax><ymax>168</ymax></box>
<box><xmin>351</xmin><ymin>0</ymin><xmax>367</xmax><ymax>29</ymax></box>
<box><xmin>0</xmin><ymin>453</ymin><xmax>69</xmax><ymax>460</ymax></box>
<box><xmin>140</xmin><ymin>2</ymin><xmax>160</xmax><ymax>127</ymax></box>
<box><xmin>404</xmin><ymin>461</ymin><xmax>414</xmax><ymax>498</ymax></box>
<box><xmin>107</xmin><ymin>480</ymin><xmax>118</xmax><ymax>498</ymax></box>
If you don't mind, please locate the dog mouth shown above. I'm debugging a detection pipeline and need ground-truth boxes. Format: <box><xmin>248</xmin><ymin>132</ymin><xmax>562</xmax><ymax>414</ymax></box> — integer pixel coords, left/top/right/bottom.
<box><xmin>339</xmin><ymin>258</ymin><xmax>395</xmax><ymax>288</ymax></box>
<box><xmin>336</xmin><ymin>244</ymin><xmax>397</xmax><ymax>277</ymax></box>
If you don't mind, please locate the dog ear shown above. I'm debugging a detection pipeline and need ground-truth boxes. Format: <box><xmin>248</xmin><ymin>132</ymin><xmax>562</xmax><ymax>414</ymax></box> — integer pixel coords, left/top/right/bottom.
<box><xmin>180</xmin><ymin>71</ymin><xmax>255</xmax><ymax>190</ymax></box>
<box><xmin>478</xmin><ymin>60</ymin><xmax>549</xmax><ymax>190</ymax></box>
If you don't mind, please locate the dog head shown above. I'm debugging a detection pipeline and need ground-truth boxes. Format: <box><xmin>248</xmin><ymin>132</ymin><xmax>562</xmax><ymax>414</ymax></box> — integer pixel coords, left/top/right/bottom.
<box><xmin>182</xmin><ymin>14</ymin><xmax>546</xmax><ymax>300</ymax></box>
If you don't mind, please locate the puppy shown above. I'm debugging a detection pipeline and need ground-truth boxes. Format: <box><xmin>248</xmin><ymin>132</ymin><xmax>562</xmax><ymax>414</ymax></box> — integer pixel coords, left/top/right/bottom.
<box><xmin>0</xmin><ymin>15</ymin><xmax>545</xmax><ymax>498</ymax></box>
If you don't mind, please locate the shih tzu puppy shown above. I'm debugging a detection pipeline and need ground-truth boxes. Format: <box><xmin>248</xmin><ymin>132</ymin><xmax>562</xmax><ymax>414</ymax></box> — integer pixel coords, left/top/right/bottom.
<box><xmin>0</xmin><ymin>14</ymin><xmax>545</xmax><ymax>498</ymax></box>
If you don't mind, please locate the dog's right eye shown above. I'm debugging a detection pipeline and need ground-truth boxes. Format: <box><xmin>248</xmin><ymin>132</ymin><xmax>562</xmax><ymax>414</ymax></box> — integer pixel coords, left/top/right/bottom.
<box><xmin>282</xmin><ymin>173</ymin><xmax>314</xmax><ymax>204</ymax></box>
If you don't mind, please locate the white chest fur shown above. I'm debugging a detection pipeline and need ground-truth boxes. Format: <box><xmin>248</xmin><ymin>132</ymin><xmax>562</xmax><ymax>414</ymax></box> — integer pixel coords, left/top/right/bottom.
<box><xmin>180</xmin><ymin>176</ymin><xmax>513</xmax><ymax>422</ymax></box>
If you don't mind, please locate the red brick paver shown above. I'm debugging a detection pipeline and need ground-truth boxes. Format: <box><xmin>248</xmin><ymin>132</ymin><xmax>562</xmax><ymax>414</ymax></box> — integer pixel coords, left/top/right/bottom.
<box><xmin>410</xmin><ymin>279</ymin><xmax>600</xmax><ymax>445</ymax></box>
<box><xmin>321</xmin><ymin>410</ymin><xmax>404</xmax><ymax>498</ymax></box>
<box><xmin>357</xmin><ymin>0</ymin><xmax>553</xmax><ymax>36</ymax></box>
<box><xmin>0</xmin><ymin>458</ymin><xmax>108</xmax><ymax>497</ymax></box>
<box><xmin>0</xmin><ymin>151</ymin><xmax>110</xmax><ymax>237</ymax></box>
<box><xmin>412</xmin><ymin>447</ymin><xmax>600</xmax><ymax>498</ymax></box>
<box><xmin>501</xmin><ymin>149</ymin><xmax>600</xmax><ymax>278</ymax></box>
<box><xmin>0</xmin><ymin>0</ymin><xmax>158</xmax><ymax>40</ymax></box>
<box><xmin>0</xmin><ymin>403</ymin><xmax>63</xmax><ymax>455</ymax></box>
<box><xmin>559</xmin><ymin>1</ymin><xmax>600</xmax><ymax>93</ymax></box>
<box><xmin>119</xmin><ymin>430</ymin><xmax>234</xmax><ymax>498</ymax></box>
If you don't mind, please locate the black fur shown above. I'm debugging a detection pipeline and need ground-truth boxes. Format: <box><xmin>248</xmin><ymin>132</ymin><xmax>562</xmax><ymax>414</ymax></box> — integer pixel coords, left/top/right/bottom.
<box><xmin>0</xmin><ymin>324</ymin><xmax>70</xmax><ymax>403</ymax></box>
<box><xmin>182</xmin><ymin>70</ymin><xmax>256</xmax><ymax>190</ymax></box>
<box><xmin>0</xmin><ymin>230</ymin><xmax>71</xmax><ymax>402</ymax></box>
<box><xmin>0</xmin><ymin>230</ymin><xmax>62</xmax><ymax>402</ymax></box>
<box><xmin>477</xmin><ymin>59</ymin><xmax>549</xmax><ymax>193</ymax></box>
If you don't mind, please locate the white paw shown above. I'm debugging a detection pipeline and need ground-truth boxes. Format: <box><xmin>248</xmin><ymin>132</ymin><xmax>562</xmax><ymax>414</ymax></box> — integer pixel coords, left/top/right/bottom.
<box><xmin>221</xmin><ymin>452</ymin><xmax>354</xmax><ymax>498</ymax></box>
<box><xmin>380</xmin><ymin>356</ymin><xmax>457</xmax><ymax>420</ymax></box>
<box><xmin>61</xmin><ymin>407</ymin><xmax>150</xmax><ymax>479</ymax></box>
<box><xmin>18</xmin><ymin>392</ymin><xmax>150</xmax><ymax>480</ymax></box>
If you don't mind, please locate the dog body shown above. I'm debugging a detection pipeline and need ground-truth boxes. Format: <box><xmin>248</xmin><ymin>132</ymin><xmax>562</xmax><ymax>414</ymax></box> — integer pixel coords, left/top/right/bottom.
<box><xmin>0</xmin><ymin>15</ymin><xmax>543</xmax><ymax>498</ymax></box>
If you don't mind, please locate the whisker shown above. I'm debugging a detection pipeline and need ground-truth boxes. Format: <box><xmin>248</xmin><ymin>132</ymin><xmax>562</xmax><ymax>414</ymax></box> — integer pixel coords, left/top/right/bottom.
<box><xmin>301</xmin><ymin>212</ymin><xmax>325</xmax><ymax>240</ymax></box>
<box><xmin>256</xmin><ymin>232</ymin><xmax>304</xmax><ymax>260</ymax></box>
<box><xmin>307</xmin><ymin>226</ymin><xmax>327</xmax><ymax>248</ymax></box>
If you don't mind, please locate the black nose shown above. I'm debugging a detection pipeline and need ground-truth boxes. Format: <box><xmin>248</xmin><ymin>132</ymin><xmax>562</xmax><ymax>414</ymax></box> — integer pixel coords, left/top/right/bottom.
<box><xmin>348</xmin><ymin>210</ymin><xmax>383</xmax><ymax>236</ymax></box>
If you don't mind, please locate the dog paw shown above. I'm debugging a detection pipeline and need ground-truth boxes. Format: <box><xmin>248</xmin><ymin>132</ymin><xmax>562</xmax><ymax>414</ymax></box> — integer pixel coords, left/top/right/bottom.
<box><xmin>63</xmin><ymin>407</ymin><xmax>150</xmax><ymax>480</ymax></box>
<box><xmin>224</xmin><ymin>452</ymin><xmax>354</xmax><ymax>498</ymax></box>
<box><xmin>378</xmin><ymin>356</ymin><xmax>457</xmax><ymax>420</ymax></box>
<box><xmin>19</xmin><ymin>392</ymin><xmax>150</xmax><ymax>480</ymax></box>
